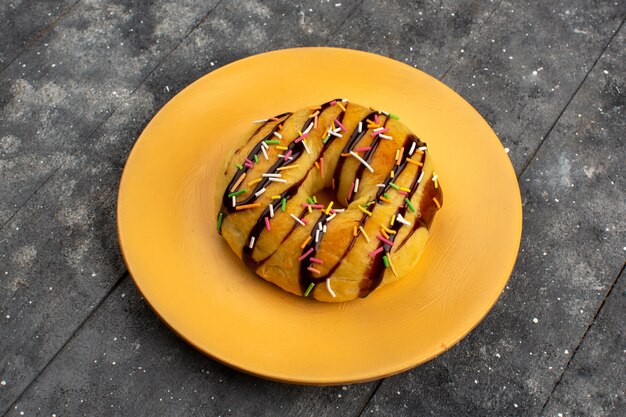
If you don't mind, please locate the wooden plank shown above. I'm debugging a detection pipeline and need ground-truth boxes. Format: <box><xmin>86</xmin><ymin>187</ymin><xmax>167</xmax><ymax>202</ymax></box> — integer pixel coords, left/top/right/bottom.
<box><xmin>359</xmin><ymin>18</ymin><xmax>626</xmax><ymax>417</ymax></box>
<box><xmin>542</xmin><ymin>268</ymin><xmax>625</xmax><ymax>417</ymax></box>
<box><xmin>0</xmin><ymin>1</ymin><xmax>505</xmax><ymax>414</ymax></box>
<box><xmin>0</xmin><ymin>0</ymin><xmax>221</xmax><ymax>225</ymax></box>
<box><xmin>0</xmin><ymin>0</ymin><xmax>77</xmax><ymax>72</ymax></box>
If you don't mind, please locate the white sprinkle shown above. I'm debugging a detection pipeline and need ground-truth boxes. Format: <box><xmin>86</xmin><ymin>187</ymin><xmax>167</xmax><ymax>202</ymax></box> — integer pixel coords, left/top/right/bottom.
<box><xmin>396</xmin><ymin>213</ymin><xmax>411</xmax><ymax>226</ymax></box>
<box><xmin>417</xmin><ymin>172</ymin><xmax>424</xmax><ymax>183</ymax></box>
<box><xmin>358</xmin><ymin>122</ymin><xmax>363</xmax><ymax>133</ymax></box>
<box><xmin>315</xmin><ymin>230</ymin><xmax>320</xmax><ymax>242</ymax></box>
<box><xmin>505</xmin><ymin>147</ymin><xmax>510</xmax><ymax>154</ymax></box>
<box><xmin>564</xmin><ymin>350</ymin><xmax>569</xmax><ymax>354</ymax></box>
<box><xmin>255</xmin><ymin>188</ymin><xmax>266</xmax><ymax>197</ymax></box>
<box><xmin>262</xmin><ymin>173</ymin><xmax>281</xmax><ymax>177</ymax></box>
<box><xmin>261</xmin><ymin>146</ymin><xmax>268</xmax><ymax>160</ymax></box>
<box><xmin>268</xmin><ymin>178</ymin><xmax>287</xmax><ymax>183</ymax></box>
<box><xmin>302</xmin><ymin>139</ymin><xmax>311</xmax><ymax>154</ymax></box>
<box><xmin>269</xmin><ymin>204</ymin><xmax>274</xmax><ymax>218</ymax></box>
<box><xmin>291</xmin><ymin>214</ymin><xmax>306</xmax><ymax>226</ymax></box>
<box><xmin>249</xmin><ymin>236</ymin><xmax>256</xmax><ymax>249</ymax></box>
<box><xmin>379</xmin><ymin>134</ymin><xmax>393</xmax><ymax>140</ymax></box>
<box><xmin>326</xmin><ymin>212</ymin><xmax>337</xmax><ymax>221</ymax></box>
<box><xmin>381</xmin><ymin>111</ymin><xmax>390</xmax><ymax>116</ymax></box>
<box><xmin>377</xmin><ymin>184</ymin><xmax>386</xmax><ymax>188</ymax></box>
<box><xmin>273</xmin><ymin>132</ymin><xmax>282</xmax><ymax>139</ymax></box>
<box><xmin>349</xmin><ymin>151</ymin><xmax>374</xmax><ymax>173</ymax></box>
<box><xmin>261</xmin><ymin>141</ymin><xmax>269</xmax><ymax>149</ymax></box>
<box><xmin>278</xmin><ymin>154</ymin><xmax>293</xmax><ymax>160</ymax></box>
<box><xmin>373</xmin><ymin>127</ymin><xmax>385</xmax><ymax>132</ymax></box>
<box><xmin>326</xmin><ymin>278</ymin><xmax>336</xmax><ymax>298</ymax></box>
<box><xmin>354</xmin><ymin>178</ymin><xmax>360</xmax><ymax>193</ymax></box>
<box><xmin>432</xmin><ymin>174</ymin><xmax>438</xmax><ymax>182</ymax></box>
<box><xmin>323</xmin><ymin>224</ymin><xmax>327</xmax><ymax>233</ymax></box>
<box><xmin>408</xmin><ymin>141</ymin><xmax>416</xmax><ymax>155</ymax></box>
<box><xmin>341</xmin><ymin>98</ymin><xmax>348</xmax><ymax>103</ymax></box>
<box><xmin>318</xmin><ymin>222</ymin><xmax>323</xmax><ymax>231</ymax></box>
<box><xmin>332</xmin><ymin>208</ymin><xmax>345</xmax><ymax>212</ymax></box>
<box><xmin>253</xmin><ymin>119</ymin><xmax>267</xmax><ymax>123</ymax></box>
<box><xmin>232</xmin><ymin>196</ymin><xmax>236</xmax><ymax>207</ymax></box>
<box><xmin>418</xmin><ymin>146</ymin><xmax>427</xmax><ymax>151</ymax></box>
<box><xmin>328</xmin><ymin>129</ymin><xmax>343</xmax><ymax>138</ymax></box>
<box><xmin>532</xmin><ymin>318</ymin><xmax>538</xmax><ymax>323</ymax></box>
<box><xmin>303</xmin><ymin>122</ymin><xmax>314</xmax><ymax>134</ymax></box>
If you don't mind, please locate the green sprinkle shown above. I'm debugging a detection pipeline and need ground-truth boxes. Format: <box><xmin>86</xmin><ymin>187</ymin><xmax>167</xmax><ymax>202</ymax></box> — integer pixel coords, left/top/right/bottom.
<box><xmin>265</xmin><ymin>139</ymin><xmax>280</xmax><ymax>145</ymax></box>
<box><xmin>383</xmin><ymin>192</ymin><xmax>390</xmax><ymax>199</ymax></box>
<box><xmin>307</xmin><ymin>197</ymin><xmax>314</xmax><ymax>204</ymax></box>
<box><xmin>304</xmin><ymin>282</ymin><xmax>315</xmax><ymax>297</ymax></box>
<box><xmin>216</xmin><ymin>212</ymin><xmax>223</xmax><ymax>231</ymax></box>
<box><xmin>313</xmin><ymin>195</ymin><xmax>317</xmax><ymax>203</ymax></box>
<box><xmin>389</xmin><ymin>113</ymin><xmax>400</xmax><ymax>120</ymax></box>
<box><xmin>235</xmin><ymin>163</ymin><xmax>243</xmax><ymax>170</ymax></box>
<box><xmin>389</xmin><ymin>182</ymin><xmax>400</xmax><ymax>190</ymax></box>
<box><xmin>405</xmin><ymin>198</ymin><xmax>416</xmax><ymax>213</ymax></box>
<box><xmin>228</xmin><ymin>189</ymin><xmax>247</xmax><ymax>198</ymax></box>
<box><xmin>322</xmin><ymin>134</ymin><xmax>331</xmax><ymax>144</ymax></box>
<box><xmin>382</xmin><ymin>255</ymin><xmax>389</xmax><ymax>268</ymax></box>
<box><xmin>281</xmin><ymin>198</ymin><xmax>286</xmax><ymax>212</ymax></box>
<box><xmin>254</xmin><ymin>154</ymin><xmax>259</xmax><ymax>163</ymax></box>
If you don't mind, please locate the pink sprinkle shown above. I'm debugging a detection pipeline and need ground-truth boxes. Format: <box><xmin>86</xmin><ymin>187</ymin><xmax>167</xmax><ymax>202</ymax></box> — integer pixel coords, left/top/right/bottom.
<box><xmin>244</xmin><ymin>162</ymin><xmax>254</xmax><ymax>168</ymax></box>
<box><xmin>374</xmin><ymin>114</ymin><xmax>380</xmax><ymax>124</ymax></box>
<box><xmin>347</xmin><ymin>182</ymin><xmax>355</xmax><ymax>201</ymax></box>
<box><xmin>284</xmin><ymin>149</ymin><xmax>292</xmax><ymax>158</ymax></box>
<box><xmin>370</xmin><ymin>127</ymin><xmax>389</xmax><ymax>137</ymax></box>
<box><xmin>330</xmin><ymin>100</ymin><xmax>337</xmax><ymax>106</ymax></box>
<box><xmin>264</xmin><ymin>217</ymin><xmax>271</xmax><ymax>231</ymax></box>
<box><xmin>330</xmin><ymin>209</ymin><xmax>336</xmax><ymax>214</ymax></box>
<box><xmin>309</xmin><ymin>257</ymin><xmax>323</xmax><ymax>264</ymax></box>
<box><xmin>294</xmin><ymin>133</ymin><xmax>308</xmax><ymax>143</ymax></box>
<box><xmin>301</xmin><ymin>203</ymin><xmax>325</xmax><ymax>209</ymax></box>
<box><xmin>356</xmin><ymin>146</ymin><xmax>371</xmax><ymax>152</ymax></box>
<box><xmin>307</xmin><ymin>266</ymin><xmax>321</xmax><ymax>274</ymax></box>
<box><xmin>301</xmin><ymin>218</ymin><xmax>308</xmax><ymax>225</ymax></box>
<box><xmin>334</xmin><ymin>118</ymin><xmax>347</xmax><ymax>132</ymax></box>
<box><xmin>369</xmin><ymin>247</ymin><xmax>384</xmax><ymax>257</ymax></box>
<box><xmin>299</xmin><ymin>248</ymin><xmax>314</xmax><ymax>261</ymax></box>
<box><xmin>245</xmin><ymin>158</ymin><xmax>253</xmax><ymax>164</ymax></box>
<box><xmin>377</xmin><ymin>235</ymin><xmax>394</xmax><ymax>246</ymax></box>
<box><xmin>398</xmin><ymin>190</ymin><xmax>408</xmax><ymax>196</ymax></box>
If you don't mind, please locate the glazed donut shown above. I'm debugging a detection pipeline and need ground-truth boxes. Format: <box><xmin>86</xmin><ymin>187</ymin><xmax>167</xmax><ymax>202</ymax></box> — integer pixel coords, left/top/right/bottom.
<box><xmin>217</xmin><ymin>99</ymin><xmax>442</xmax><ymax>302</ymax></box>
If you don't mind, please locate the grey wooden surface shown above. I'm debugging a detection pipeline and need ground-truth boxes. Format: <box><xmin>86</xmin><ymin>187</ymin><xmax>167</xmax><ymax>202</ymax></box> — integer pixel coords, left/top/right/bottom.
<box><xmin>0</xmin><ymin>1</ymin><xmax>624</xmax><ymax>416</ymax></box>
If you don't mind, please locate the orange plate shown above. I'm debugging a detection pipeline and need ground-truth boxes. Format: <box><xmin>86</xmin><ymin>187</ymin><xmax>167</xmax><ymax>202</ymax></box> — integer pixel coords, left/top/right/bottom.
<box><xmin>117</xmin><ymin>47</ymin><xmax>522</xmax><ymax>384</ymax></box>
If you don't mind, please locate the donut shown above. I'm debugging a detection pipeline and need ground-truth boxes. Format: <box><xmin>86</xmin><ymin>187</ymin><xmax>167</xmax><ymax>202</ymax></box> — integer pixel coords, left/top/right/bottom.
<box><xmin>217</xmin><ymin>99</ymin><xmax>443</xmax><ymax>302</ymax></box>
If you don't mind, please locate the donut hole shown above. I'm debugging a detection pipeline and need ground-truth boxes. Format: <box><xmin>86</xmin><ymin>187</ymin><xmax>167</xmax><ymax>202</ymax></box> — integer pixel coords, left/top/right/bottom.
<box><xmin>313</xmin><ymin>186</ymin><xmax>343</xmax><ymax>208</ymax></box>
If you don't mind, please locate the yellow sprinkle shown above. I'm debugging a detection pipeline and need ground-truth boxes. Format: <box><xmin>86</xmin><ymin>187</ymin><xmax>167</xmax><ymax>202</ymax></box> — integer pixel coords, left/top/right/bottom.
<box><xmin>298</xmin><ymin>130</ymin><xmax>303</xmax><ymax>137</ymax></box>
<box><xmin>390</xmin><ymin>170</ymin><xmax>394</xmax><ymax>178</ymax></box>
<box><xmin>399</xmin><ymin>186</ymin><xmax>411</xmax><ymax>192</ymax></box>
<box><xmin>358</xmin><ymin>226</ymin><xmax>370</xmax><ymax>242</ymax></box>
<box><xmin>325</xmin><ymin>201</ymin><xmax>334</xmax><ymax>215</ymax></box>
<box><xmin>434</xmin><ymin>179</ymin><xmax>439</xmax><ymax>189</ymax></box>
<box><xmin>230</xmin><ymin>172</ymin><xmax>246</xmax><ymax>192</ymax></box>
<box><xmin>336</xmin><ymin>101</ymin><xmax>346</xmax><ymax>111</ymax></box>
<box><xmin>277</xmin><ymin>165</ymin><xmax>300</xmax><ymax>171</ymax></box>
<box><xmin>390</xmin><ymin>214</ymin><xmax>395</xmax><ymax>226</ymax></box>
<box><xmin>308</xmin><ymin>110</ymin><xmax>320</xmax><ymax>118</ymax></box>
<box><xmin>358</xmin><ymin>205</ymin><xmax>372</xmax><ymax>216</ymax></box>
<box><xmin>353</xmin><ymin>226</ymin><xmax>358</xmax><ymax>237</ymax></box>
<box><xmin>248</xmin><ymin>178</ymin><xmax>262</xmax><ymax>187</ymax></box>
<box><xmin>308</xmin><ymin>205</ymin><xmax>313</xmax><ymax>214</ymax></box>
<box><xmin>301</xmin><ymin>235</ymin><xmax>312</xmax><ymax>248</ymax></box>
<box><xmin>406</xmin><ymin>158</ymin><xmax>423</xmax><ymax>166</ymax></box>
<box><xmin>433</xmin><ymin>197</ymin><xmax>441</xmax><ymax>209</ymax></box>
<box><xmin>271</xmin><ymin>195</ymin><xmax>281</xmax><ymax>200</ymax></box>
<box><xmin>394</xmin><ymin>149</ymin><xmax>400</xmax><ymax>161</ymax></box>
<box><xmin>235</xmin><ymin>203</ymin><xmax>260</xmax><ymax>211</ymax></box>
<box><xmin>276</xmin><ymin>145</ymin><xmax>288</xmax><ymax>150</ymax></box>
<box><xmin>381</xmin><ymin>229</ymin><xmax>389</xmax><ymax>239</ymax></box>
<box><xmin>380</xmin><ymin>224</ymin><xmax>397</xmax><ymax>235</ymax></box>
<box><xmin>387</xmin><ymin>254</ymin><xmax>398</xmax><ymax>277</ymax></box>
